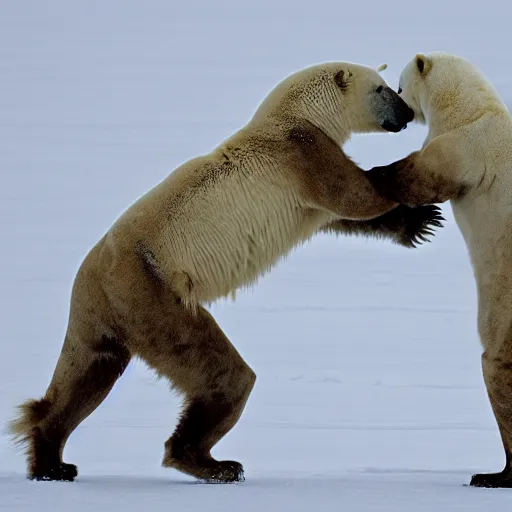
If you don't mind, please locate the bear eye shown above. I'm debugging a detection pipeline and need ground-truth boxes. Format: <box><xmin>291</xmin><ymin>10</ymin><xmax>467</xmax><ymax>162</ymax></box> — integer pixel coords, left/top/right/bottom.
<box><xmin>376</xmin><ymin>85</ymin><xmax>383</xmax><ymax>93</ymax></box>
<box><xmin>398</xmin><ymin>86</ymin><xmax>402</xmax><ymax>94</ymax></box>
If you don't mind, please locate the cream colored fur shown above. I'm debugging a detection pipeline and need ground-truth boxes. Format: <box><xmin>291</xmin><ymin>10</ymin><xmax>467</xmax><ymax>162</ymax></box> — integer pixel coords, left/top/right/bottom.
<box><xmin>397</xmin><ymin>52</ymin><xmax>512</xmax><ymax>337</ymax></box>
<box><xmin>10</xmin><ymin>61</ymin><xmax>427</xmax><ymax>483</ymax></box>
<box><xmin>377</xmin><ymin>51</ymin><xmax>512</xmax><ymax>487</ymax></box>
<box><xmin>110</xmin><ymin>62</ymin><xmax>398</xmax><ymax>307</ymax></box>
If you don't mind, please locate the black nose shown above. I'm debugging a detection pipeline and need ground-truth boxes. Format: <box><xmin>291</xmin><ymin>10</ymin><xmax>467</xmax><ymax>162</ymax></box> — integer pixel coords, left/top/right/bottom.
<box><xmin>384</xmin><ymin>105</ymin><xmax>415</xmax><ymax>132</ymax></box>
<box><xmin>397</xmin><ymin>106</ymin><xmax>414</xmax><ymax>131</ymax></box>
<box><xmin>381</xmin><ymin>120</ymin><xmax>403</xmax><ymax>133</ymax></box>
<box><xmin>405</xmin><ymin>106</ymin><xmax>414</xmax><ymax>123</ymax></box>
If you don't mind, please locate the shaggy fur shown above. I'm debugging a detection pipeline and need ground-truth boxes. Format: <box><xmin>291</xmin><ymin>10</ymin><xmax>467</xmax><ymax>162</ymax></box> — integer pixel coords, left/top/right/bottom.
<box><xmin>367</xmin><ymin>51</ymin><xmax>512</xmax><ymax>488</ymax></box>
<box><xmin>10</xmin><ymin>61</ymin><xmax>442</xmax><ymax>483</ymax></box>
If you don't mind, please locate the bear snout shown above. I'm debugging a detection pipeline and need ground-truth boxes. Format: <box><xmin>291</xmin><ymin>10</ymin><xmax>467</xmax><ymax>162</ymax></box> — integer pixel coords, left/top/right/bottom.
<box><xmin>378</xmin><ymin>88</ymin><xmax>415</xmax><ymax>132</ymax></box>
<box><xmin>398</xmin><ymin>106</ymin><xmax>415</xmax><ymax>132</ymax></box>
<box><xmin>404</xmin><ymin>106</ymin><xmax>414</xmax><ymax>123</ymax></box>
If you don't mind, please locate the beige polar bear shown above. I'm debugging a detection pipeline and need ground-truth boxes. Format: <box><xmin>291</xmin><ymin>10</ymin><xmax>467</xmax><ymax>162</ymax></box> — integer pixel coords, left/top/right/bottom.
<box><xmin>367</xmin><ymin>51</ymin><xmax>512</xmax><ymax>488</ymax></box>
<box><xmin>10</xmin><ymin>61</ymin><xmax>443</xmax><ymax>484</ymax></box>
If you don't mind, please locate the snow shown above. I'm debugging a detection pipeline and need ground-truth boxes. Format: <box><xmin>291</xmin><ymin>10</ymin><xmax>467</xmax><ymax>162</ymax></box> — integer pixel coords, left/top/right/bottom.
<box><xmin>1</xmin><ymin>1</ymin><xmax>511</xmax><ymax>510</ymax></box>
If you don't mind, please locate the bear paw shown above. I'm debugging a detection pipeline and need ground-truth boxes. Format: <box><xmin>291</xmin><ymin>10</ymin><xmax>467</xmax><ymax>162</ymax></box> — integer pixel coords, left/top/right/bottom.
<box><xmin>165</xmin><ymin>453</ymin><xmax>245</xmax><ymax>483</ymax></box>
<box><xmin>200</xmin><ymin>460</ymin><xmax>245</xmax><ymax>484</ymax></box>
<box><xmin>396</xmin><ymin>204</ymin><xmax>445</xmax><ymax>248</ymax></box>
<box><xmin>470</xmin><ymin>468</ymin><xmax>512</xmax><ymax>488</ymax></box>
<box><xmin>30</xmin><ymin>462</ymin><xmax>78</xmax><ymax>482</ymax></box>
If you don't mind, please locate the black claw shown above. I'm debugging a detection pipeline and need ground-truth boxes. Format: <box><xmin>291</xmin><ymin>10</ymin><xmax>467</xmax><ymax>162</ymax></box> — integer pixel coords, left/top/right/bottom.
<box><xmin>399</xmin><ymin>204</ymin><xmax>446</xmax><ymax>248</ymax></box>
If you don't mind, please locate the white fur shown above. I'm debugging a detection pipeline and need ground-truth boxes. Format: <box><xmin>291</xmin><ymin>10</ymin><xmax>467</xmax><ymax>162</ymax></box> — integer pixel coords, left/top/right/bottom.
<box><xmin>396</xmin><ymin>51</ymin><xmax>512</xmax><ymax>484</ymax></box>
<box><xmin>399</xmin><ymin>51</ymin><xmax>512</xmax><ymax>353</ymax></box>
<box><xmin>108</xmin><ymin>62</ymin><xmax>398</xmax><ymax>307</ymax></box>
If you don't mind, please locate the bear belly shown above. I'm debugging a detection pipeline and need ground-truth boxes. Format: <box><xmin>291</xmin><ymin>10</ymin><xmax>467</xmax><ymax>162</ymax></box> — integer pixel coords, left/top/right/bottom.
<box><xmin>158</xmin><ymin>196</ymin><xmax>327</xmax><ymax>305</ymax></box>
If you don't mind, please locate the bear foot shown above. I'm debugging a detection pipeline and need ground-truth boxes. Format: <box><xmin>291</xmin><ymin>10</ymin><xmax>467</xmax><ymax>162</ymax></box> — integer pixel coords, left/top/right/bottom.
<box><xmin>30</xmin><ymin>462</ymin><xmax>78</xmax><ymax>482</ymax></box>
<box><xmin>199</xmin><ymin>460</ymin><xmax>245</xmax><ymax>483</ymax></box>
<box><xmin>470</xmin><ymin>468</ymin><xmax>512</xmax><ymax>488</ymax></box>
<box><xmin>164</xmin><ymin>453</ymin><xmax>244</xmax><ymax>483</ymax></box>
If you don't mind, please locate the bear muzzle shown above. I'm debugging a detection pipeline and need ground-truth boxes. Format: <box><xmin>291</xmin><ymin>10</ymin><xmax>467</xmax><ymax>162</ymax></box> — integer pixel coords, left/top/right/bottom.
<box><xmin>377</xmin><ymin>87</ymin><xmax>415</xmax><ymax>133</ymax></box>
<box><xmin>381</xmin><ymin>105</ymin><xmax>414</xmax><ymax>133</ymax></box>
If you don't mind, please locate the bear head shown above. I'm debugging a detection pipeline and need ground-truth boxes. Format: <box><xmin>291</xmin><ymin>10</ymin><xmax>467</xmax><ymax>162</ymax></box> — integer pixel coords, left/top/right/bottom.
<box><xmin>250</xmin><ymin>62</ymin><xmax>414</xmax><ymax>146</ymax></box>
<box><xmin>397</xmin><ymin>51</ymin><xmax>507</xmax><ymax>129</ymax></box>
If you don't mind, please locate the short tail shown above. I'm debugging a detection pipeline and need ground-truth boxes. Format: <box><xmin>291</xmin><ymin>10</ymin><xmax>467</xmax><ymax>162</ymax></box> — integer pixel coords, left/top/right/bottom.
<box><xmin>8</xmin><ymin>398</ymin><xmax>52</xmax><ymax>449</ymax></box>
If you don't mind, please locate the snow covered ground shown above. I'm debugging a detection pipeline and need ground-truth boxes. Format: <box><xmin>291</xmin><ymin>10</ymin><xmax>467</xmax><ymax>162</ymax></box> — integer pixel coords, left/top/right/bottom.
<box><xmin>1</xmin><ymin>1</ymin><xmax>512</xmax><ymax>510</ymax></box>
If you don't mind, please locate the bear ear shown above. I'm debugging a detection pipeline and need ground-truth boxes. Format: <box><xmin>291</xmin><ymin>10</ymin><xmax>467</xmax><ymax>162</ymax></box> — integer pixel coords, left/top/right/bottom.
<box><xmin>416</xmin><ymin>54</ymin><xmax>432</xmax><ymax>75</ymax></box>
<box><xmin>334</xmin><ymin>69</ymin><xmax>352</xmax><ymax>91</ymax></box>
<box><xmin>377</xmin><ymin>63</ymin><xmax>388</xmax><ymax>73</ymax></box>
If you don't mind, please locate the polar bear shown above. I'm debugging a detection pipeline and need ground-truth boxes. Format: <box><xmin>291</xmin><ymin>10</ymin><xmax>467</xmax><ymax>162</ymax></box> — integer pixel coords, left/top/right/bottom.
<box><xmin>367</xmin><ymin>51</ymin><xmax>512</xmax><ymax>488</ymax></box>
<box><xmin>10</xmin><ymin>61</ymin><xmax>443</xmax><ymax>484</ymax></box>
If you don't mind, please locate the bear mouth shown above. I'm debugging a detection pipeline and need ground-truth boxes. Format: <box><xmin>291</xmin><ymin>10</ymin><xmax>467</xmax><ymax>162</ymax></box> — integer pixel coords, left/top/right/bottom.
<box><xmin>381</xmin><ymin>121</ymin><xmax>408</xmax><ymax>133</ymax></box>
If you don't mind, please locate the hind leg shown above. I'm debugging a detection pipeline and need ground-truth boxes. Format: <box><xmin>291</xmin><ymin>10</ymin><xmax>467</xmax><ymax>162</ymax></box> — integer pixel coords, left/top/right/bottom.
<box><xmin>133</xmin><ymin>304</ymin><xmax>256</xmax><ymax>483</ymax></box>
<box><xmin>14</xmin><ymin>332</ymin><xmax>130</xmax><ymax>481</ymax></box>
<box><xmin>470</xmin><ymin>353</ymin><xmax>512</xmax><ymax>488</ymax></box>
<box><xmin>10</xmin><ymin>241</ymin><xmax>132</xmax><ymax>481</ymax></box>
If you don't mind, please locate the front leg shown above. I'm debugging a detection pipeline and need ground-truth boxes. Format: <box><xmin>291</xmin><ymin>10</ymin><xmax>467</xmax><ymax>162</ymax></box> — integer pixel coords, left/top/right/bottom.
<box><xmin>286</xmin><ymin>123</ymin><xmax>400</xmax><ymax>220</ymax></box>
<box><xmin>321</xmin><ymin>204</ymin><xmax>444</xmax><ymax>248</ymax></box>
<box><xmin>366</xmin><ymin>137</ymin><xmax>467</xmax><ymax>207</ymax></box>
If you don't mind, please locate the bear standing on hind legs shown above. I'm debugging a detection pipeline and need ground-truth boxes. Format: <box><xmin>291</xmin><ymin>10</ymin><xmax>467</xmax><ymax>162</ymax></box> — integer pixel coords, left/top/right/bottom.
<box><xmin>10</xmin><ymin>60</ymin><xmax>443</xmax><ymax>483</ymax></box>
<box><xmin>367</xmin><ymin>51</ymin><xmax>512</xmax><ymax>488</ymax></box>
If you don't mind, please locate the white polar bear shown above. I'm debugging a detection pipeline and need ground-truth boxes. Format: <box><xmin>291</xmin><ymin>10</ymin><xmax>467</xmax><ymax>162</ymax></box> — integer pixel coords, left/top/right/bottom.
<box><xmin>367</xmin><ymin>51</ymin><xmax>512</xmax><ymax>488</ymax></box>
<box><xmin>9</xmin><ymin>60</ymin><xmax>444</xmax><ymax>484</ymax></box>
